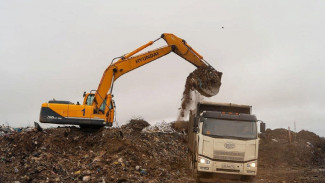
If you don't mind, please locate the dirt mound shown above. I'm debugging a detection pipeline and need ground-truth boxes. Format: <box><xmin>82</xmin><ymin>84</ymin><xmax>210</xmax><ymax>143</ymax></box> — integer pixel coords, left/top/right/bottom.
<box><xmin>0</xmin><ymin>125</ymin><xmax>193</xmax><ymax>183</ymax></box>
<box><xmin>170</xmin><ymin>121</ymin><xmax>189</xmax><ymax>133</ymax></box>
<box><xmin>259</xmin><ymin>128</ymin><xmax>325</xmax><ymax>168</ymax></box>
<box><xmin>257</xmin><ymin>128</ymin><xmax>325</xmax><ymax>182</ymax></box>
<box><xmin>122</xmin><ymin>118</ymin><xmax>150</xmax><ymax>132</ymax></box>
<box><xmin>179</xmin><ymin>66</ymin><xmax>222</xmax><ymax>118</ymax></box>
<box><xmin>1</xmin><ymin>124</ymin><xmax>325</xmax><ymax>183</ymax></box>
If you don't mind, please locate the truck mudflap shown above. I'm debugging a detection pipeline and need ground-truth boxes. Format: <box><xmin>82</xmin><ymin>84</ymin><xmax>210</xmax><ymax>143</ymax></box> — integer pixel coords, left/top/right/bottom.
<box><xmin>39</xmin><ymin>107</ymin><xmax>111</xmax><ymax>127</ymax></box>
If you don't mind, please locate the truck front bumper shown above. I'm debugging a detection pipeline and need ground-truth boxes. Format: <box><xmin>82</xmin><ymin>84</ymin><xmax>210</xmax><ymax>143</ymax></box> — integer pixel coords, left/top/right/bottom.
<box><xmin>197</xmin><ymin>157</ymin><xmax>257</xmax><ymax>175</ymax></box>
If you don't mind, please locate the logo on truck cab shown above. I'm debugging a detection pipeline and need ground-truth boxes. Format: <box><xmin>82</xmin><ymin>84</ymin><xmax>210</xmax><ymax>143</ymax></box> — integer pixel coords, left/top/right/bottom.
<box><xmin>224</xmin><ymin>142</ymin><xmax>236</xmax><ymax>149</ymax></box>
<box><xmin>135</xmin><ymin>52</ymin><xmax>158</xmax><ymax>64</ymax></box>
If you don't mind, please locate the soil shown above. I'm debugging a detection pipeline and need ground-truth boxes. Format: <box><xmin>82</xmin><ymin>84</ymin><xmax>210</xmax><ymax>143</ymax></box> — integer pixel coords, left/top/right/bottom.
<box><xmin>255</xmin><ymin>128</ymin><xmax>325</xmax><ymax>183</ymax></box>
<box><xmin>179</xmin><ymin>66</ymin><xmax>222</xmax><ymax>118</ymax></box>
<box><xmin>121</xmin><ymin>118</ymin><xmax>150</xmax><ymax>132</ymax></box>
<box><xmin>1</xmin><ymin>122</ymin><xmax>325</xmax><ymax>183</ymax></box>
<box><xmin>0</xmin><ymin>120</ymin><xmax>192</xmax><ymax>183</ymax></box>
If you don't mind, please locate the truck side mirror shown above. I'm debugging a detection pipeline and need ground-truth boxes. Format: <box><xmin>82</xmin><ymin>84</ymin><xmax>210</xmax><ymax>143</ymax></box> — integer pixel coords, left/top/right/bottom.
<box><xmin>194</xmin><ymin>117</ymin><xmax>199</xmax><ymax>126</ymax></box>
<box><xmin>260</xmin><ymin>122</ymin><xmax>266</xmax><ymax>133</ymax></box>
<box><xmin>193</xmin><ymin>117</ymin><xmax>199</xmax><ymax>133</ymax></box>
<box><xmin>193</xmin><ymin>127</ymin><xmax>199</xmax><ymax>133</ymax></box>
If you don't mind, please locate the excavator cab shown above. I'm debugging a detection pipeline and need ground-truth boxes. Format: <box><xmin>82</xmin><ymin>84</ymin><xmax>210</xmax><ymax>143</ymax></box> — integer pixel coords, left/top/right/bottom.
<box><xmin>83</xmin><ymin>91</ymin><xmax>107</xmax><ymax>112</ymax></box>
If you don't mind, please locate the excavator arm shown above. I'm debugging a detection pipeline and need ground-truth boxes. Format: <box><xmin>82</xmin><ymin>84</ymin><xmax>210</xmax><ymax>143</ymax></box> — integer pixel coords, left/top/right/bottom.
<box><xmin>93</xmin><ymin>33</ymin><xmax>213</xmax><ymax>112</ymax></box>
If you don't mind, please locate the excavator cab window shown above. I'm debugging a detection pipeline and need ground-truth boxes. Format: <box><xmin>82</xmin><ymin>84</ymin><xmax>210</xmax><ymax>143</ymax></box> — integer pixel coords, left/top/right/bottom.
<box><xmin>100</xmin><ymin>99</ymin><xmax>106</xmax><ymax>112</ymax></box>
<box><xmin>86</xmin><ymin>94</ymin><xmax>95</xmax><ymax>106</ymax></box>
<box><xmin>109</xmin><ymin>101</ymin><xmax>113</xmax><ymax>110</ymax></box>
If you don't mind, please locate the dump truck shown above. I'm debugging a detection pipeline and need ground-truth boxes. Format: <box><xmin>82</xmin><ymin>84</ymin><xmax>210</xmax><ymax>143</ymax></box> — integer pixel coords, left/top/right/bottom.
<box><xmin>188</xmin><ymin>101</ymin><xmax>265</xmax><ymax>182</ymax></box>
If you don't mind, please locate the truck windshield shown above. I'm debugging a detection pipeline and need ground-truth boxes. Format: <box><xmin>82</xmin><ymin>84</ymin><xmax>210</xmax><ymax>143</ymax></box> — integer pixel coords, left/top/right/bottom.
<box><xmin>202</xmin><ymin>118</ymin><xmax>257</xmax><ymax>139</ymax></box>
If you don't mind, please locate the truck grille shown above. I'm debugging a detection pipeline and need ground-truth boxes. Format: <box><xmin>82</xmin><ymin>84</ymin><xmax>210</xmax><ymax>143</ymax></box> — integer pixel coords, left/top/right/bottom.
<box><xmin>216</xmin><ymin>168</ymin><xmax>240</xmax><ymax>173</ymax></box>
<box><xmin>213</xmin><ymin>150</ymin><xmax>245</xmax><ymax>161</ymax></box>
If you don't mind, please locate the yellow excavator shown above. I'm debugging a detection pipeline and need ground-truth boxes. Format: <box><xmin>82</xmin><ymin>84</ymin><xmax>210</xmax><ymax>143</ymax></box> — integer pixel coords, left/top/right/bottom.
<box><xmin>39</xmin><ymin>33</ymin><xmax>221</xmax><ymax>128</ymax></box>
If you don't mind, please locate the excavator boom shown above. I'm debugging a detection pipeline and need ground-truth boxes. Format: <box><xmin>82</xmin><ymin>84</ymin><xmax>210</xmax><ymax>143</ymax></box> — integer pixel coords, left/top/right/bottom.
<box><xmin>93</xmin><ymin>33</ymin><xmax>214</xmax><ymax>111</ymax></box>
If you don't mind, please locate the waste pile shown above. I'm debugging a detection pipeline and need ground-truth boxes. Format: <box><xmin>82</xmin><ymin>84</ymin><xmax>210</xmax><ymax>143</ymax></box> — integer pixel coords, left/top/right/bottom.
<box><xmin>0</xmin><ymin>124</ymin><xmax>34</xmax><ymax>136</ymax></box>
<box><xmin>170</xmin><ymin>121</ymin><xmax>189</xmax><ymax>133</ymax></box>
<box><xmin>259</xmin><ymin>128</ymin><xmax>325</xmax><ymax>168</ymax></box>
<box><xmin>1</xmin><ymin>121</ymin><xmax>325</xmax><ymax>183</ymax></box>
<box><xmin>142</xmin><ymin>121</ymin><xmax>176</xmax><ymax>134</ymax></box>
<box><xmin>257</xmin><ymin>128</ymin><xmax>325</xmax><ymax>183</ymax></box>
<box><xmin>0</xmin><ymin>120</ymin><xmax>193</xmax><ymax>183</ymax></box>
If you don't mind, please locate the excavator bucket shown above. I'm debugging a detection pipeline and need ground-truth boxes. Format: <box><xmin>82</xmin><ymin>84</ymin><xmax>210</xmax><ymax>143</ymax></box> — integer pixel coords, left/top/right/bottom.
<box><xmin>200</xmin><ymin>69</ymin><xmax>222</xmax><ymax>97</ymax></box>
<box><xmin>189</xmin><ymin>66</ymin><xmax>222</xmax><ymax>97</ymax></box>
<box><xmin>179</xmin><ymin>66</ymin><xmax>222</xmax><ymax>118</ymax></box>
<box><xmin>196</xmin><ymin>78</ymin><xmax>221</xmax><ymax>97</ymax></box>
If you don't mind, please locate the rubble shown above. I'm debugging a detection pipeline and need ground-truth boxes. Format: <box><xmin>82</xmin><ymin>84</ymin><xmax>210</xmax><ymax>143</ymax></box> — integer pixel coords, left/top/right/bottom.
<box><xmin>256</xmin><ymin>128</ymin><xmax>325</xmax><ymax>183</ymax></box>
<box><xmin>82</xmin><ymin>176</ymin><xmax>91</xmax><ymax>182</ymax></box>
<box><xmin>142</xmin><ymin>121</ymin><xmax>176</xmax><ymax>133</ymax></box>
<box><xmin>0</xmin><ymin>124</ymin><xmax>34</xmax><ymax>136</ymax></box>
<box><xmin>0</xmin><ymin>120</ymin><xmax>193</xmax><ymax>183</ymax></box>
<box><xmin>121</xmin><ymin>118</ymin><xmax>150</xmax><ymax>132</ymax></box>
<box><xmin>259</xmin><ymin>128</ymin><xmax>325</xmax><ymax>168</ymax></box>
<box><xmin>1</xmin><ymin>121</ymin><xmax>325</xmax><ymax>182</ymax></box>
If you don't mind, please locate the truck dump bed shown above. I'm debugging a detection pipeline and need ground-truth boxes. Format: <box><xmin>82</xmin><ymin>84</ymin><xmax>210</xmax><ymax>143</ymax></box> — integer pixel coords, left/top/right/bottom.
<box><xmin>197</xmin><ymin>101</ymin><xmax>252</xmax><ymax>114</ymax></box>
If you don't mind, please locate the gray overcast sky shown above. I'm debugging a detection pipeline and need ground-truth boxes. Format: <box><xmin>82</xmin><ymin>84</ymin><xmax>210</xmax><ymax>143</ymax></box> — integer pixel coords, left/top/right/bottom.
<box><xmin>1</xmin><ymin>0</ymin><xmax>325</xmax><ymax>136</ymax></box>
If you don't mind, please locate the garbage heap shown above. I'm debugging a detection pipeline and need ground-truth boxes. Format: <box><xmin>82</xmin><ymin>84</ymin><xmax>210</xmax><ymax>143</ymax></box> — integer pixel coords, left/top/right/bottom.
<box><xmin>0</xmin><ymin>120</ymin><xmax>193</xmax><ymax>183</ymax></box>
<box><xmin>0</xmin><ymin>124</ymin><xmax>34</xmax><ymax>136</ymax></box>
<box><xmin>259</xmin><ymin>128</ymin><xmax>325</xmax><ymax>168</ymax></box>
<box><xmin>2</xmin><ymin>121</ymin><xmax>325</xmax><ymax>183</ymax></box>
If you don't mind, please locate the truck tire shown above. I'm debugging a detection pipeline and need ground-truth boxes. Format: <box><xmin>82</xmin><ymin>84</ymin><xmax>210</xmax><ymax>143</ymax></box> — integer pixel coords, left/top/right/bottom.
<box><xmin>194</xmin><ymin>171</ymin><xmax>203</xmax><ymax>183</ymax></box>
<box><xmin>240</xmin><ymin>175</ymin><xmax>256</xmax><ymax>182</ymax></box>
<box><xmin>192</xmin><ymin>155</ymin><xmax>206</xmax><ymax>183</ymax></box>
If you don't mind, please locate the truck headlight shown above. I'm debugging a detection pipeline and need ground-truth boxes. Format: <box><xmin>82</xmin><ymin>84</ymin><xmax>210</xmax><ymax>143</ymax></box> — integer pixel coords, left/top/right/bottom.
<box><xmin>198</xmin><ymin>157</ymin><xmax>210</xmax><ymax>164</ymax></box>
<box><xmin>247</xmin><ymin>162</ymin><xmax>256</xmax><ymax>168</ymax></box>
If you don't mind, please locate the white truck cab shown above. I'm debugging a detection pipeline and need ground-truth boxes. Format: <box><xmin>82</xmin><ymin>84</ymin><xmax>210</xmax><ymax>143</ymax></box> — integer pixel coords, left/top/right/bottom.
<box><xmin>188</xmin><ymin>101</ymin><xmax>265</xmax><ymax>182</ymax></box>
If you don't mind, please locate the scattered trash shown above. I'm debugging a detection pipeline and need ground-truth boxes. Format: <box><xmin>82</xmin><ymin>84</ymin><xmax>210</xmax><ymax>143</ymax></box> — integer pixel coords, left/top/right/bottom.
<box><xmin>140</xmin><ymin>169</ymin><xmax>147</xmax><ymax>176</ymax></box>
<box><xmin>118</xmin><ymin>158</ymin><xmax>123</xmax><ymax>163</ymax></box>
<box><xmin>135</xmin><ymin>166</ymin><xmax>140</xmax><ymax>171</ymax></box>
<box><xmin>272</xmin><ymin>138</ymin><xmax>278</xmax><ymax>142</ymax></box>
<box><xmin>307</xmin><ymin>141</ymin><xmax>313</xmax><ymax>147</ymax></box>
<box><xmin>0</xmin><ymin>124</ymin><xmax>36</xmax><ymax>136</ymax></box>
<box><xmin>142</xmin><ymin>121</ymin><xmax>175</xmax><ymax>133</ymax></box>
<box><xmin>1</xmin><ymin>122</ymin><xmax>325</xmax><ymax>182</ymax></box>
<box><xmin>82</xmin><ymin>176</ymin><xmax>91</xmax><ymax>182</ymax></box>
<box><xmin>121</xmin><ymin>118</ymin><xmax>150</xmax><ymax>131</ymax></box>
<box><xmin>312</xmin><ymin>168</ymin><xmax>325</xmax><ymax>173</ymax></box>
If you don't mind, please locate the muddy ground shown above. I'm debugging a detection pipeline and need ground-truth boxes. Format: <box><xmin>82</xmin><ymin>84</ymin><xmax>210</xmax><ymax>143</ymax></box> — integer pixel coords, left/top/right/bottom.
<box><xmin>1</xmin><ymin>121</ymin><xmax>325</xmax><ymax>183</ymax></box>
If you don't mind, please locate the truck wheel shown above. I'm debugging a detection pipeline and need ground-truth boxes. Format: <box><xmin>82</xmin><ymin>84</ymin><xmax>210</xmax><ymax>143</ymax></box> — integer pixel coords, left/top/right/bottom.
<box><xmin>187</xmin><ymin>154</ymin><xmax>193</xmax><ymax>169</ymax></box>
<box><xmin>191</xmin><ymin>154</ymin><xmax>201</xmax><ymax>182</ymax></box>
<box><xmin>240</xmin><ymin>175</ymin><xmax>256</xmax><ymax>182</ymax></box>
<box><xmin>194</xmin><ymin>172</ymin><xmax>202</xmax><ymax>183</ymax></box>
